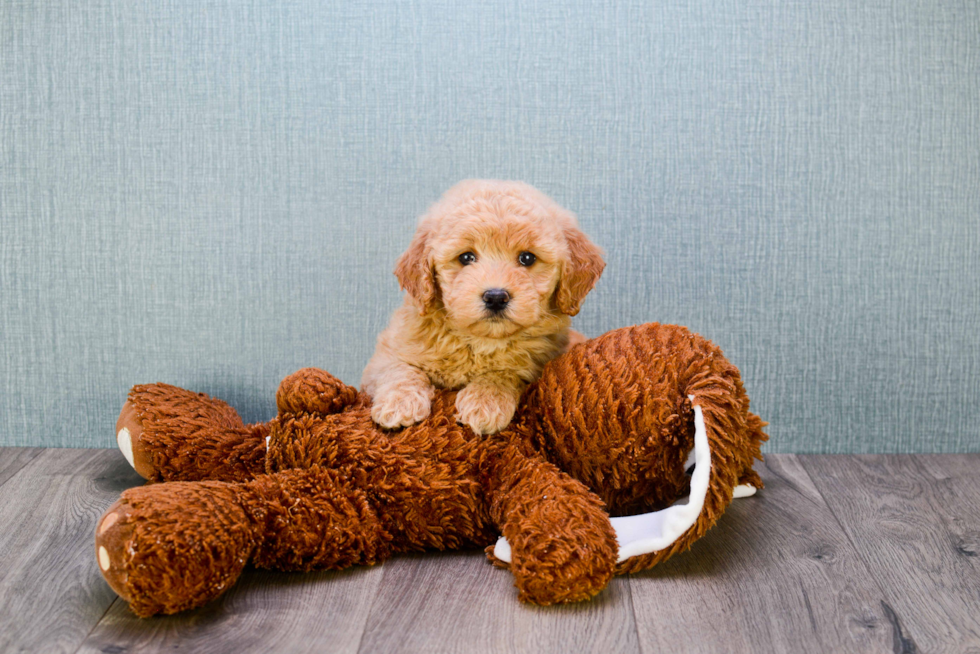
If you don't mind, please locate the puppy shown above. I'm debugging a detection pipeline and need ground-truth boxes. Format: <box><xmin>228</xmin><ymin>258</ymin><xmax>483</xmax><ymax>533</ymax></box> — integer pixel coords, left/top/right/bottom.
<box><xmin>361</xmin><ymin>180</ymin><xmax>604</xmax><ymax>435</ymax></box>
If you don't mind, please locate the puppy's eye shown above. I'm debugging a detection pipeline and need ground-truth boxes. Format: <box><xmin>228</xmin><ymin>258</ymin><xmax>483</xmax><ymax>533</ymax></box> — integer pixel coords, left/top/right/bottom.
<box><xmin>518</xmin><ymin>251</ymin><xmax>536</xmax><ymax>267</ymax></box>
<box><xmin>458</xmin><ymin>252</ymin><xmax>476</xmax><ymax>266</ymax></box>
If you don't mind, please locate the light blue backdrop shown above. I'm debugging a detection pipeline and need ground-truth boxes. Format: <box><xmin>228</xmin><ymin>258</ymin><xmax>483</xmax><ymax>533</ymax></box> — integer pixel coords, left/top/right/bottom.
<box><xmin>2</xmin><ymin>0</ymin><xmax>978</xmax><ymax>452</ymax></box>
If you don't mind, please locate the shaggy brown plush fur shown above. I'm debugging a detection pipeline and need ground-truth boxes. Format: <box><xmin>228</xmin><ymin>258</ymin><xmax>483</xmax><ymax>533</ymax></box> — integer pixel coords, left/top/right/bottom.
<box><xmin>97</xmin><ymin>323</ymin><xmax>766</xmax><ymax>617</ymax></box>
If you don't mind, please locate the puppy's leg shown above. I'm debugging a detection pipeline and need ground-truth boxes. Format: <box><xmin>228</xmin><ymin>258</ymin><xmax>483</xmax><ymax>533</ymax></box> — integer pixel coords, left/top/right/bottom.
<box><xmin>455</xmin><ymin>374</ymin><xmax>524</xmax><ymax>435</ymax></box>
<box><xmin>362</xmin><ymin>353</ymin><xmax>434</xmax><ymax>429</ymax></box>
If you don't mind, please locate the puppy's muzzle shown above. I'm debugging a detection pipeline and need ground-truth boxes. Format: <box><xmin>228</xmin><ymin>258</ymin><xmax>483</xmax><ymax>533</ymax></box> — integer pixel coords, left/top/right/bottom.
<box><xmin>482</xmin><ymin>288</ymin><xmax>510</xmax><ymax>314</ymax></box>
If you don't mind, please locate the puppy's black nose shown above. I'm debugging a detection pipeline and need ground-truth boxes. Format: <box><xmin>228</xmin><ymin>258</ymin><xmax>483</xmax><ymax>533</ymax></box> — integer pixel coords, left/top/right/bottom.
<box><xmin>482</xmin><ymin>288</ymin><xmax>510</xmax><ymax>313</ymax></box>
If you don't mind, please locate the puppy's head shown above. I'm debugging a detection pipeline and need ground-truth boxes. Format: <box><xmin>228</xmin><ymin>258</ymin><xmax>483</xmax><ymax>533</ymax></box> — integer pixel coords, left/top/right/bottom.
<box><xmin>395</xmin><ymin>180</ymin><xmax>604</xmax><ymax>339</ymax></box>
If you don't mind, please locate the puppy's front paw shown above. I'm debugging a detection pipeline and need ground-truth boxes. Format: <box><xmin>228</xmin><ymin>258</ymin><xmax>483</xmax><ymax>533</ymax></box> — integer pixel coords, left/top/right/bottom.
<box><xmin>371</xmin><ymin>388</ymin><xmax>432</xmax><ymax>429</ymax></box>
<box><xmin>455</xmin><ymin>384</ymin><xmax>518</xmax><ymax>435</ymax></box>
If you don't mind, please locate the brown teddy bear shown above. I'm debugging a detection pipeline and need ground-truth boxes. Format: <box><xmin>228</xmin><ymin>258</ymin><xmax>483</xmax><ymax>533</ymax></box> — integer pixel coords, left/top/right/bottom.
<box><xmin>95</xmin><ymin>323</ymin><xmax>767</xmax><ymax>617</ymax></box>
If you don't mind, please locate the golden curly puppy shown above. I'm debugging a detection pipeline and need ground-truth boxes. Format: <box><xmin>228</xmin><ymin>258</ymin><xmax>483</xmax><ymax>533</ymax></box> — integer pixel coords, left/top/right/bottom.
<box><xmin>362</xmin><ymin>180</ymin><xmax>605</xmax><ymax>435</ymax></box>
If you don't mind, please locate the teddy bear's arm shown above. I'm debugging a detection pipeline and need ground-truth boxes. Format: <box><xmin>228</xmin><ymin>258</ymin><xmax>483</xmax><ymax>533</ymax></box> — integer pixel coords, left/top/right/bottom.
<box><xmin>482</xmin><ymin>443</ymin><xmax>619</xmax><ymax>604</ymax></box>
<box><xmin>115</xmin><ymin>370</ymin><xmax>364</xmax><ymax>483</ymax></box>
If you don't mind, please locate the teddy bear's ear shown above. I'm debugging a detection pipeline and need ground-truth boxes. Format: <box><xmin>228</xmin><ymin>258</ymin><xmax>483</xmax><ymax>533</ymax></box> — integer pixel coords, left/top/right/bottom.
<box><xmin>555</xmin><ymin>225</ymin><xmax>605</xmax><ymax>316</ymax></box>
<box><xmin>394</xmin><ymin>225</ymin><xmax>439</xmax><ymax>314</ymax></box>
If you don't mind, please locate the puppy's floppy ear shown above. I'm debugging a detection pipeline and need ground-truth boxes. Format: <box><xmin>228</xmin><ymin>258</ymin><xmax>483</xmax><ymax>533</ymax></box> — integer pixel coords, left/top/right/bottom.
<box><xmin>394</xmin><ymin>225</ymin><xmax>439</xmax><ymax>314</ymax></box>
<box><xmin>555</xmin><ymin>225</ymin><xmax>605</xmax><ymax>316</ymax></box>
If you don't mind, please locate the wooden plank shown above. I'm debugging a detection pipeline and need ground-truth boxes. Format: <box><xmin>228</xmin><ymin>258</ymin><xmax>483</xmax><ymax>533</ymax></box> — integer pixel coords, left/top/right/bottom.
<box><xmin>78</xmin><ymin>566</ymin><xmax>385</xmax><ymax>654</ymax></box>
<box><xmin>628</xmin><ymin>454</ymin><xmax>894</xmax><ymax>654</ymax></box>
<box><xmin>0</xmin><ymin>448</ymin><xmax>144</xmax><ymax>654</ymax></box>
<box><xmin>358</xmin><ymin>551</ymin><xmax>639</xmax><ymax>654</ymax></box>
<box><xmin>801</xmin><ymin>454</ymin><xmax>980</xmax><ymax>652</ymax></box>
<box><xmin>0</xmin><ymin>446</ymin><xmax>43</xmax><ymax>488</ymax></box>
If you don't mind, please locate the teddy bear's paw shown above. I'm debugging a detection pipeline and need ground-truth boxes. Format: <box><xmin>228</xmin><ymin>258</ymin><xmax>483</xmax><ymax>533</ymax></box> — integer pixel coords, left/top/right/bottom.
<box><xmin>370</xmin><ymin>388</ymin><xmax>432</xmax><ymax>429</ymax></box>
<box><xmin>454</xmin><ymin>384</ymin><xmax>517</xmax><ymax>435</ymax></box>
<box><xmin>277</xmin><ymin>368</ymin><xmax>360</xmax><ymax>416</ymax></box>
<box><xmin>510</xmin><ymin>533</ymin><xmax>617</xmax><ymax>605</ymax></box>
<box><xmin>115</xmin><ymin>400</ymin><xmax>157</xmax><ymax>480</ymax></box>
<box><xmin>95</xmin><ymin>499</ymin><xmax>137</xmax><ymax>603</ymax></box>
<box><xmin>96</xmin><ymin>483</ymin><xmax>258</xmax><ymax>617</ymax></box>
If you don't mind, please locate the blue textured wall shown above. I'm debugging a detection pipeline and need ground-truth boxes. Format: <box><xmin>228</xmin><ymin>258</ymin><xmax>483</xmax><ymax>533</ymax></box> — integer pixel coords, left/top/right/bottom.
<box><xmin>2</xmin><ymin>1</ymin><xmax>978</xmax><ymax>451</ymax></box>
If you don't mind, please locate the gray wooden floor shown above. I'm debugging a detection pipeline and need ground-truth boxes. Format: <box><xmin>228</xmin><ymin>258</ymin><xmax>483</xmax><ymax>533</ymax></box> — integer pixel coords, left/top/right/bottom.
<box><xmin>0</xmin><ymin>449</ymin><xmax>978</xmax><ymax>653</ymax></box>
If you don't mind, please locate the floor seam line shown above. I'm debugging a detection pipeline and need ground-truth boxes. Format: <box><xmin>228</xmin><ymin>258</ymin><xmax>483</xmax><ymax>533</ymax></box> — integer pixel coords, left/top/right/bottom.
<box><xmin>0</xmin><ymin>448</ymin><xmax>45</xmax><ymax>492</ymax></box>
<box><xmin>353</xmin><ymin>561</ymin><xmax>386</xmax><ymax>654</ymax></box>
<box><xmin>626</xmin><ymin>573</ymin><xmax>644</xmax><ymax>654</ymax></box>
<box><xmin>70</xmin><ymin>596</ymin><xmax>120</xmax><ymax>654</ymax></box>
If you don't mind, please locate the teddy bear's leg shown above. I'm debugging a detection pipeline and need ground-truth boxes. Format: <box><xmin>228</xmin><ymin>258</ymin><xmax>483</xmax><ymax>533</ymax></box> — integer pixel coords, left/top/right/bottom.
<box><xmin>95</xmin><ymin>480</ymin><xmax>259</xmax><ymax>617</ymax></box>
<box><xmin>276</xmin><ymin>367</ymin><xmax>365</xmax><ymax>416</ymax></box>
<box><xmin>96</xmin><ymin>467</ymin><xmax>392</xmax><ymax>617</ymax></box>
<box><xmin>117</xmin><ymin>383</ymin><xmax>268</xmax><ymax>482</ymax></box>
<box><xmin>483</xmin><ymin>445</ymin><xmax>619</xmax><ymax>604</ymax></box>
<box><xmin>244</xmin><ymin>467</ymin><xmax>392</xmax><ymax>571</ymax></box>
